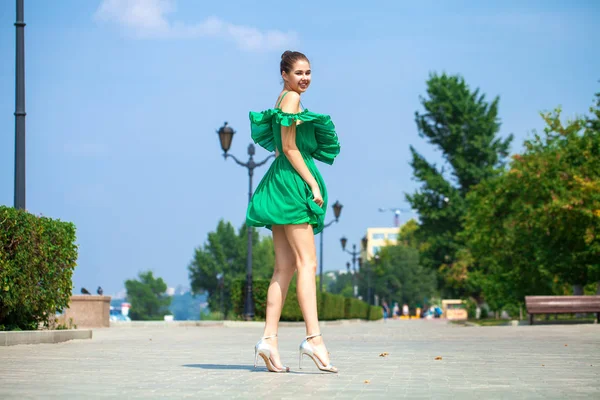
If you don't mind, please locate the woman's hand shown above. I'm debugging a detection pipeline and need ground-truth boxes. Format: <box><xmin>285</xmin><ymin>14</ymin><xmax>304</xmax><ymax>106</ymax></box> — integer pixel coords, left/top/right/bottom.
<box><xmin>311</xmin><ymin>185</ymin><xmax>324</xmax><ymax>207</ymax></box>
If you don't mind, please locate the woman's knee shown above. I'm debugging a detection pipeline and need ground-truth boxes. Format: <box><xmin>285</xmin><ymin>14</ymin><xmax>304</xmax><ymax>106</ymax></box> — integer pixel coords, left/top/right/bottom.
<box><xmin>296</xmin><ymin>258</ymin><xmax>317</xmax><ymax>274</ymax></box>
<box><xmin>273</xmin><ymin>260</ymin><xmax>296</xmax><ymax>275</ymax></box>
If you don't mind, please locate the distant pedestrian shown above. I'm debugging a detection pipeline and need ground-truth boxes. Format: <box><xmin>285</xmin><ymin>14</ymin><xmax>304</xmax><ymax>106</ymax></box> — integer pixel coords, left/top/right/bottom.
<box><xmin>402</xmin><ymin>303</ymin><xmax>409</xmax><ymax>317</ymax></box>
<box><xmin>382</xmin><ymin>300</ymin><xmax>390</xmax><ymax>321</ymax></box>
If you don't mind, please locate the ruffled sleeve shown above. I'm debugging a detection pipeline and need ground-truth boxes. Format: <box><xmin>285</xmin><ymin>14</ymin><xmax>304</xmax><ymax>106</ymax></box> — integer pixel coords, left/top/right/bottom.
<box><xmin>273</xmin><ymin>109</ymin><xmax>341</xmax><ymax>164</ymax></box>
<box><xmin>272</xmin><ymin>109</ymin><xmax>311</xmax><ymax>127</ymax></box>
<box><xmin>310</xmin><ymin>114</ymin><xmax>340</xmax><ymax>165</ymax></box>
<box><xmin>249</xmin><ymin>109</ymin><xmax>276</xmax><ymax>152</ymax></box>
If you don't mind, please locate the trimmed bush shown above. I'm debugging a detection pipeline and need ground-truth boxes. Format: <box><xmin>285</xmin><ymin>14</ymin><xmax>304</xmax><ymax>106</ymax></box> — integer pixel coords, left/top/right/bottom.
<box><xmin>368</xmin><ymin>305</ymin><xmax>383</xmax><ymax>320</ymax></box>
<box><xmin>0</xmin><ymin>206</ymin><xmax>78</xmax><ymax>330</ymax></box>
<box><xmin>320</xmin><ymin>292</ymin><xmax>345</xmax><ymax>320</ymax></box>
<box><xmin>230</xmin><ymin>279</ymin><xmax>271</xmax><ymax>320</ymax></box>
<box><xmin>344</xmin><ymin>297</ymin><xmax>370</xmax><ymax>319</ymax></box>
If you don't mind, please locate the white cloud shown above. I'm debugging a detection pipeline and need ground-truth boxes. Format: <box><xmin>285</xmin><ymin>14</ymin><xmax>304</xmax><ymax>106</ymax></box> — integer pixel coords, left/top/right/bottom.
<box><xmin>95</xmin><ymin>0</ymin><xmax>298</xmax><ymax>52</ymax></box>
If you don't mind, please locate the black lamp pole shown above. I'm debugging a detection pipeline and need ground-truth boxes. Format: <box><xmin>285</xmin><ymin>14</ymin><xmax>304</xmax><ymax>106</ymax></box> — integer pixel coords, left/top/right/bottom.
<box><xmin>14</xmin><ymin>0</ymin><xmax>26</xmax><ymax>210</ymax></box>
<box><xmin>319</xmin><ymin>200</ymin><xmax>343</xmax><ymax>293</ymax></box>
<box><xmin>217</xmin><ymin>122</ymin><xmax>274</xmax><ymax>320</ymax></box>
<box><xmin>340</xmin><ymin>237</ymin><xmax>367</xmax><ymax>298</ymax></box>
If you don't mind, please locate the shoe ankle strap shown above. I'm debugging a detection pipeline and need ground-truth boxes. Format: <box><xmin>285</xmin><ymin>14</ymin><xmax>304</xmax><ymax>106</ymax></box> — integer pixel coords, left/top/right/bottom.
<box><xmin>306</xmin><ymin>333</ymin><xmax>322</xmax><ymax>340</ymax></box>
<box><xmin>262</xmin><ymin>334</ymin><xmax>277</xmax><ymax>340</ymax></box>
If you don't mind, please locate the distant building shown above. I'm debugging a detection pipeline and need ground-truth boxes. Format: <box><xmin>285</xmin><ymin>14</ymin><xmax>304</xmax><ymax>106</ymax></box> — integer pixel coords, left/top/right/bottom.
<box><xmin>364</xmin><ymin>227</ymin><xmax>399</xmax><ymax>259</ymax></box>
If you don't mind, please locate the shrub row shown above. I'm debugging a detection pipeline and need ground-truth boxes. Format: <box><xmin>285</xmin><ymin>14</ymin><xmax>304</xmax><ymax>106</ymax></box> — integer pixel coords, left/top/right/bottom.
<box><xmin>231</xmin><ymin>279</ymin><xmax>382</xmax><ymax>321</ymax></box>
<box><xmin>0</xmin><ymin>206</ymin><xmax>78</xmax><ymax>330</ymax></box>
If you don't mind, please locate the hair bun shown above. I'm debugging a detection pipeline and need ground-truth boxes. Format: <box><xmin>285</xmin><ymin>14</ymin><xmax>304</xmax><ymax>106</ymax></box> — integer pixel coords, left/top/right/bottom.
<box><xmin>281</xmin><ymin>50</ymin><xmax>293</xmax><ymax>60</ymax></box>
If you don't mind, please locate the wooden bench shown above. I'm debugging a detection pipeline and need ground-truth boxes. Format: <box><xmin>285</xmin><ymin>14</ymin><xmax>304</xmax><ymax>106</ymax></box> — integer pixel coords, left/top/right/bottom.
<box><xmin>525</xmin><ymin>295</ymin><xmax>600</xmax><ymax>325</ymax></box>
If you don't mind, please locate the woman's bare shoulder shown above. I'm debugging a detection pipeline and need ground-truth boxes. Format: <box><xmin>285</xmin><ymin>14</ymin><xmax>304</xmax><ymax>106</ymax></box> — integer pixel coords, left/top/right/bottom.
<box><xmin>279</xmin><ymin>91</ymin><xmax>301</xmax><ymax>113</ymax></box>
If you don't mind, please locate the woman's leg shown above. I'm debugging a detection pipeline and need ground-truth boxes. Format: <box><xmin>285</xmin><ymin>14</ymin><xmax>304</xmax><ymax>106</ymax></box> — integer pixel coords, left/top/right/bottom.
<box><xmin>283</xmin><ymin>223</ymin><xmax>332</xmax><ymax>366</ymax></box>
<box><xmin>262</xmin><ymin>225</ymin><xmax>296</xmax><ymax>368</ymax></box>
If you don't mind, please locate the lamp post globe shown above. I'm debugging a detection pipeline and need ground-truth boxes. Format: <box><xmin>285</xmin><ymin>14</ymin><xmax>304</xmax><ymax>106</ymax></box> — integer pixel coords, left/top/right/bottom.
<box><xmin>340</xmin><ymin>236</ymin><xmax>348</xmax><ymax>251</ymax></box>
<box><xmin>361</xmin><ymin>235</ymin><xmax>368</xmax><ymax>252</ymax></box>
<box><xmin>332</xmin><ymin>200</ymin><xmax>343</xmax><ymax>221</ymax></box>
<box><xmin>217</xmin><ymin>122</ymin><xmax>235</xmax><ymax>155</ymax></box>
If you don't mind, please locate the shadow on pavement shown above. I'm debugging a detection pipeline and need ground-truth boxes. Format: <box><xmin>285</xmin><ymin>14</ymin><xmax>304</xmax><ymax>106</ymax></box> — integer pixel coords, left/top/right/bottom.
<box><xmin>183</xmin><ymin>364</ymin><xmax>256</xmax><ymax>371</ymax></box>
<box><xmin>182</xmin><ymin>364</ymin><xmax>327</xmax><ymax>374</ymax></box>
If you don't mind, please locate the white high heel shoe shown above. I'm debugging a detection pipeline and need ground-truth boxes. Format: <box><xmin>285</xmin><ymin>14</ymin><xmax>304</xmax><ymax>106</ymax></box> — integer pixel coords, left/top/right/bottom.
<box><xmin>299</xmin><ymin>333</ymin><xmax>338</xmax><ymax>373</ymax></box>
<box><xmin>254</xmin><ymin>334</ymin><xmax>290</xmax><ymax>373</ymax></box>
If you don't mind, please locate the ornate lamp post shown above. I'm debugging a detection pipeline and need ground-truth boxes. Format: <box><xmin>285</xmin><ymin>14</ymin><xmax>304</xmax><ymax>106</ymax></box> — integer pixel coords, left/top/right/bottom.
<box><xmin>340</xmin><ymin>236</ymin><xmax>368</xmax><ymax>298</ymax></box>
<box><xmin>217</xmin><ymin>122</ymin><xmax>275</xmax><ymax>320</ymax></box>
<box><xmin>319</xmin><ymin>200</ymin><xmax>343</xmax><ymax>292</ymax></box>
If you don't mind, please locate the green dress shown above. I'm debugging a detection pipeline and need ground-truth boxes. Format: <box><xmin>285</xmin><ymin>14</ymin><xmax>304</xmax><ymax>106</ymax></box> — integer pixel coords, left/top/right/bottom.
<box><xmin>246</xmin><ymin>94</ymin><xmax>341</xmax><ymax>234</ymax></box>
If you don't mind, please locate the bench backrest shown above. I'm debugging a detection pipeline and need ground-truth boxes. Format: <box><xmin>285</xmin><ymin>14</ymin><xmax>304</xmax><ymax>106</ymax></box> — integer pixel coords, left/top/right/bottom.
<box><xmin>525</xmin><ymin>296</ymin><xmax>600</xmax><ymax>313</ymax></box>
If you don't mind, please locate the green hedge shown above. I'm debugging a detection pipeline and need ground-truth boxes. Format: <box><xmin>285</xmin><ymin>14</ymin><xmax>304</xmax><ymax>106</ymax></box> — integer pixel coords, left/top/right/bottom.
<box><xmin>368</xmin><ymin>305</ymin><xmax>383</xmax><ymax>320</ymax></box>
<box><xmin>231</xmin><ymin>278</ymin><xmax>381</xmax><ymax>321</ymax></box>
<box><xmin>0</xmin><ymin>206</ymin><xmax>78</xmax><ymax>330</ymax></box>
<box><xmin>319</xmin><ymin>292</ymin><xmax>345</xmax><ymax>320</ymax></box>
<box><xmin>344</xmin><ymin>297</ymin><xmax>370</xmax><ymax>319</ymax></box>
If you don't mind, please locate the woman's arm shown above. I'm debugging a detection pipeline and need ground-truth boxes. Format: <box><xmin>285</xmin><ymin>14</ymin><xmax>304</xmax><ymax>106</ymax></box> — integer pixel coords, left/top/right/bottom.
<box><xmin>279</xmin><ymin>92</ymin><xmax>323</xmax><ymax>205</ymax></box>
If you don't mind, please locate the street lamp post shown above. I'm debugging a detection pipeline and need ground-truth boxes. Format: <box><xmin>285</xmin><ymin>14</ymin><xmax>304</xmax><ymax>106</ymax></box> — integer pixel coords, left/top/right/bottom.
<box><xmin>340</xmin><ymin>236</ymin><xmax>368</xmax><ymax>298</ymax></box>
<box><xmin>319</xmin><ymin>201</ymin><xmax>343</xmax><ymax>293</ymax></box>
<box><xmin>378</xmin><ymin>207</ymin><xmax>414</xmax><ymax>227</ymax></box>
<box><xmin>370</xmin><ymin>253</ymin><xmax>381</xmax><ymax>305</ymax></box>
<box><xmin>216</xmin><ymin>272</ymin><xmax>224</xmax><ymax>319</ymax></box>
<box><xmin>360</xmin><ymin>235</ymin><xmax>372</xmax><ymax>304</ymax></box>
<box><xmin>217</xmin><ymin>122</ymin><xmax>275</xmax><ymax>320</ymax></box>
<box><xmin>14</xmin><ymin>0</ymin><xmax>26</xmax><ymax>210</ymax></box>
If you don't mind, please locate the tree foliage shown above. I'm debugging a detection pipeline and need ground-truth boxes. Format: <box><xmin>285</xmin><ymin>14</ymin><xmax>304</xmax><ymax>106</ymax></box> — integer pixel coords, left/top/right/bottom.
<box><xmin>125</xmin><ymin>271</ymin><xmax>171</xmax><ymax>321</ymax></box>
<box><xmin>406</xmin><ymin>73</ymin><xmax>513</xmax><ymax>296</ymax></box>
<box><xmin>462</xmin><ymin>93</ymin><xmax>600</xmax><ymax>308</ymax></box>
<box><xmin>368</xmin><ymin>245</ymin><xmax>437</xmax><ymax>308</ymax></box>
<box><xmin>187</xmin><ymin>220</ymin><xmax>275</xmax><ymax>315</ymax></box>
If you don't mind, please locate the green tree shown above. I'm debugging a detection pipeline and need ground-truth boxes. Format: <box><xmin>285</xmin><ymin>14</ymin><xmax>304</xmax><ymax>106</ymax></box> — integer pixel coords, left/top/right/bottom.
<box><xmin>463</xmin><ymin>93</ymin><xmax>600</xmax><ymax>308</ymax></box>
<box><xmin>188</xmin><ymin>220</ymin><xmax>275</xmax><ymax>316</ymax></box>
<box><xmin>327</xmin><ymin>267</ymin><xmax>355</xmax><ymax>297</ymax></box>
<box><xmin>370</xmin><ymin>245</ymin><xmax>436</xmax><ymax>308</ymax></box>
<box><xmin>406</xmin><ymin>73</ymin><xmax>513</xmax><ymax>297</ymax></box>
<box><xmin>398</xmin><ymin>219</ymin><xmax>422</xmax><ymax>249</ymax></box>
<box><xmin>125</xmin><ymin>271</ymin><xmax>171</xmax><ymax>320</ymax></box>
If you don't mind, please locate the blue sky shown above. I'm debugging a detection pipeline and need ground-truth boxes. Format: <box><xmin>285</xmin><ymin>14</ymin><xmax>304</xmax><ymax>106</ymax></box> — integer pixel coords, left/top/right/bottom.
<box><xmin>0</xmin><ymin>0</ymin><xmax>598</xmax><ymax>296</ymax></box>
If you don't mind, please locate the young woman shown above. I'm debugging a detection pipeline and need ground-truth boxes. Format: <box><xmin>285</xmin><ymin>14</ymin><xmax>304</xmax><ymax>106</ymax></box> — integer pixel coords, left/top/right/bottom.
<box><xmin>247</xmin><ymin>50</ymin><xmax>341</xmax><ymax>373</ymax></box>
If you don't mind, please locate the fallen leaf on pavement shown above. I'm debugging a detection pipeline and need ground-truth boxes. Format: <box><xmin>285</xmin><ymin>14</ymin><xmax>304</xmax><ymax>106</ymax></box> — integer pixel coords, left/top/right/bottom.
<box><xmin>435</xmin><ymin>356</ymin><xmax>442</xmax><ymax>360</ymax></box>
<box><xmin>364</xmin><ymin>380</ymin><xmax>370</xmax><ymax>384</ymax></box>
<box><xmin>379</xmin><ymin>352</ymin><xmax>389</xmax><ymax>357</ymax></box>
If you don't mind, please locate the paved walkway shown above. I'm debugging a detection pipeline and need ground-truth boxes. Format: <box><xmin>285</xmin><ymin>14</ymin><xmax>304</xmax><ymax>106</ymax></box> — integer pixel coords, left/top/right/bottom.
<box><xmin>1</xmin><ymin>319</ymin><xmax>599</xmax><ymax>399</ymax></box>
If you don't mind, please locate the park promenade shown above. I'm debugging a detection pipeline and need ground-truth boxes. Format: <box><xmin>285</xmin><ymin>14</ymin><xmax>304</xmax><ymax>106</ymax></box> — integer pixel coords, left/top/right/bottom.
<box><xmin>1</xmin><ymin>319</ymin><xmax>599</xmax><ymax>399</ymax></box>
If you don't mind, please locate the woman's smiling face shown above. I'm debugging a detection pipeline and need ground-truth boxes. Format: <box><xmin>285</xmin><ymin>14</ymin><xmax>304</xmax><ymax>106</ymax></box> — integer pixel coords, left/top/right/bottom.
<box><xmin>283</xmin><ymin>60</ymin><xmax>311</xmax><ymax>93</ymax></box>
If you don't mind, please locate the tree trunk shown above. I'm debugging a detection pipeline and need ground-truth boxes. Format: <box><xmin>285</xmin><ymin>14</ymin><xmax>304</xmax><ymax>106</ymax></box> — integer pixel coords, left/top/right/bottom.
<box><xmin>597</xmin><ymin>282</ymin><xmax>600</xmax><ymax>294</ymax></box>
